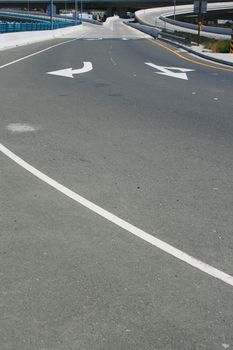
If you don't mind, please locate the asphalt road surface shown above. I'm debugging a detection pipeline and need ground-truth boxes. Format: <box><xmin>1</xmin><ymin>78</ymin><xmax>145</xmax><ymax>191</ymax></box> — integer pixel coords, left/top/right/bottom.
<box><xmin>1</xmin><ymin>17</ymin><xmax>233</xmax><ymax>350</ymax></box>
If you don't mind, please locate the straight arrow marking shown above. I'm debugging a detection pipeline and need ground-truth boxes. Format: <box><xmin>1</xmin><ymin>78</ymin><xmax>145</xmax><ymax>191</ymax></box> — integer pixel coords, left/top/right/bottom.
<box><xmin>47</xmin><ymin>62</ymin><xmax>93</xmax><ymax>78</ymax></box>
<box><xmin>145</xmin><ymin>62</ymin><xmax>195</xmax><ymax>80</ymax></box>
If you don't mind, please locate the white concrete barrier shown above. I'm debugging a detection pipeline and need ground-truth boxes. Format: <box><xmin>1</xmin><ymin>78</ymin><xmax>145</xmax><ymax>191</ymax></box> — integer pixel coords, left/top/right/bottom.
<box><xmin>0</xmin><ymin>24</ymin><xmax>84</xmax><ymax>50</ymax></box>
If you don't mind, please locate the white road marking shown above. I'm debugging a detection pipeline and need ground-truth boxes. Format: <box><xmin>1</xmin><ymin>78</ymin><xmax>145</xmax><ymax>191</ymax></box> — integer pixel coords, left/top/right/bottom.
<box><xmin>6</xmin><ymin>123</ymin><xmax>38</xmax><ymax>132</ymax></box>
<box><xmin>1</xmin><ymin>143</ymin><xmax>233</xmax><ymax>288</ymax></box>
<box><xmin>85</xmin><ymin>38</ymin><xmax>103</xmax><ymax>40</ymax></box>
<box><xmin>0</xmin><ymin>39</ymin><xmax>78</xmax><ymax>69</ymax></box>
<box><xmin>176</xmin><ymin>49</ymin><xmax>188</xmax><ymax>53</ymax></box>
<box><xmin>110</xmin><ymin>57</ymin><xmax>117</xmax><ymax>66</ymax></box>
<box><xmin>145</xmin><ymin>62</ymin><xmax>195</xmax><ymax>80</ymax></box>
<box><xmin>47</xmin><ymin>62</ymin><xmax>93</xmax><ymax>78</ymax></box>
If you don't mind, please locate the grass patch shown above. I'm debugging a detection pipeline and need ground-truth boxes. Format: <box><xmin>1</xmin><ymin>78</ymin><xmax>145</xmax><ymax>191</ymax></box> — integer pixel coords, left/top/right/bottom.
<box><xmin>173</xmin><ymin>31</ymin><xmax>230</xmax><ymax>52</ymax></box>
<box><xmin>202</xmin><ymin>40</ymin><xmax>230</xmax><ymax>53</ymax></box>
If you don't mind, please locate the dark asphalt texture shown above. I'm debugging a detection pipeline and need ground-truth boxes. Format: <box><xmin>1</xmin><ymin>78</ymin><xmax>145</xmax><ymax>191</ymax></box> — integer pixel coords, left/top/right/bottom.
<box><xmin>0</xmin><ymin>20</ymin><xmax>233</xmax><ymax>350</ymax></box>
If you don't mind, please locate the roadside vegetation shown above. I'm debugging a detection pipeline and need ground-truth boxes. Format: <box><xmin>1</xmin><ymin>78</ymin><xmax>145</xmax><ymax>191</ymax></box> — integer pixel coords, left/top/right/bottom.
<box><xmin>174</xmin><ymin>31</ymin><xmax>230</xmax><ymax>52</ymax></box>
<box><xmin>202</xmin><ymin>40</ymin><xmax>230</xmax><ymax>53</ymax></box>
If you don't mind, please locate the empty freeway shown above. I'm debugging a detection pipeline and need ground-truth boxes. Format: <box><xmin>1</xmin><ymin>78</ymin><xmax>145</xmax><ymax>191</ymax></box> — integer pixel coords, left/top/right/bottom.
<box><xmin>0</xmin><ymin>17</ymin><xmax>233</xmax><ymax>350</ymax></box>
<box><xmin>0</xmin><ymin>0</ymin><xmax>230</xmax><ymax>10</ymax></box>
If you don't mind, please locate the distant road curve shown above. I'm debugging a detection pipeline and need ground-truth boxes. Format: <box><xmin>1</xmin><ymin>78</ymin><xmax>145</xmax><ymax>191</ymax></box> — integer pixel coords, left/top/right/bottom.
<box><xmin>135</xmin><ymin>1</ymin><xmax>233</xmax><ymax>39</ymax></box>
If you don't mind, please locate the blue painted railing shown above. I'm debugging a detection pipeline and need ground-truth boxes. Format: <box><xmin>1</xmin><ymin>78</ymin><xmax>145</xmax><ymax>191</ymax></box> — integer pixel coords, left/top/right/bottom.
<box><xmin>0</xmin><ymin>20</ymin><xmax>80</xmax><ymax>33</ymax></box>
<box><xmin>0</xmin><ymin>10</ymin><xmax>75</xmax><ymax>23</ymax></box>
<box><xmin>0</xmin><ymin>12</ymin><xmax>49</xmax><ymax>22</ymax></box>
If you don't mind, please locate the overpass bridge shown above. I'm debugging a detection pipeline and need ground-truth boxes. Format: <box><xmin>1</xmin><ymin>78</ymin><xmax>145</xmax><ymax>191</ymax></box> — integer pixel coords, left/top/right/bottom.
<box><xmin>0</xmin><ymin>0</ymin><xmax>232</xmax><ymax>12</ymax></box>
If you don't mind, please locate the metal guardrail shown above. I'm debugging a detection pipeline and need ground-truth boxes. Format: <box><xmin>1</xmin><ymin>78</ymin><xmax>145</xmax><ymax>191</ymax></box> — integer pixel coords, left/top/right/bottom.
<box><xmin>80</xmin><ymin>17</ymin><xmax>102</xmax><ymax>25</ymax></box>
<box><xmin>0</xmin><ymin>20</ymin><xmax>79</xmax><ymax>33</ymax></box>
<box><xmin>159</xmin><ymin>16</ymin><xmax>232</xmax><ymax>36</ymax></box>
<box><xmin>0</xmin><ymin>10</ymin><xmax>102</xmax><ymax>26</ymax></box>
<box><xmin>0</xmin><ymin>9</ymin><xmax>83</xmax><ymax>33</ymax></box>
<box><xmin>0</xmin><ymin>9</ymin><xmax>102</xmax><ymax>33</ymax></box>
<box><xmin>125</xmin><ymin>22</ymin><xmax>159</xmax><ymax>38</ymax></box>
<box><xmin>0</xmin><ymin>13</ymin><xmax>49</xmax><ymax>23</ymax></box>
<box><xmin>126</xmin><ymin>22</ymin><xmax>188</xmax><ymax>44</ymax></box>
<box><xmin>0</xmin><ymin>10</ymin><xmax>69</xmax><ymax>22</ymax></box>
<box><xmin>159</xmin><ymin>31</ymin><xmax>187</xmax><ymax>43</ymax></box>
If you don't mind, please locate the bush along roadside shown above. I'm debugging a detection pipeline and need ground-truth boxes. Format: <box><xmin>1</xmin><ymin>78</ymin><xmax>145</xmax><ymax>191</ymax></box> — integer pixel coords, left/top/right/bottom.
<box><xmin>202</xmin><ymin>40</ymin><xmax>230</xmax><ymax>53</ymax></box>
<box><xmin>174</xmin><ymin>31</ymin><xmax>230</xmax><ymax>53</ymax></box>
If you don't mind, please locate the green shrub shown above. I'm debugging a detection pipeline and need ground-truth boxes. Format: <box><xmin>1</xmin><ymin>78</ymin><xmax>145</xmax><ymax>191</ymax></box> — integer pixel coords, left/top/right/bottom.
<box><xmin>216</xmin><ymin>41</ymin><xmax>230</xmax><ymax>53</ymax></box>
<box><xmin>174</xmin><ymin>31</ymin><xmax>231</xmax><ymax>53</ymax></box>
<box><xmin>202</xmin><ymin>40</ymin><xmax>230</xmax><ymax>53</ymax></box>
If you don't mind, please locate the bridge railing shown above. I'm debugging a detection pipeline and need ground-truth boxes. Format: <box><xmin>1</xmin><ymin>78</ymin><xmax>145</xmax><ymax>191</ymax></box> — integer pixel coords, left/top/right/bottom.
<box><xmin>159</xmin><ymin>16</ymin><xmax>232</xmax><ymax>36</ymax></box>
<box><xmin>0</xmin><ymin>11</ymin><xmax>72</xmax><ymax>22</ymax></box>
<box><xmin>0</xmin><ymin>10</ymin><xmax>49</xmax><ymax>22</ymax></box>
<box><xmin>0</xmin><ymin>20</ymin><xmax>79</xmax><ymax>33</ymax></box>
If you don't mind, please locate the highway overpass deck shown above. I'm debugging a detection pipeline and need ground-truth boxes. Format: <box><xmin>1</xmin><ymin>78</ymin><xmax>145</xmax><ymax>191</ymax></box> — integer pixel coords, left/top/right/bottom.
<box><xmin>1</xmin><ymin>0</ymin><xmax>233</xmax><ymax>10</ymax></box>
<box><xmin>135</xmin><ymin>2</ymin><xmax>233</xmax><ymax>39</ymax></box>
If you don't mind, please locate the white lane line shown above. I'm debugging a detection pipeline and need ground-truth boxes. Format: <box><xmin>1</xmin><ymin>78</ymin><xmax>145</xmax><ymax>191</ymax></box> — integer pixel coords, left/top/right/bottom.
<box><xmin>85</xmin><ymin>38</ymin><xmax>103</xmax><ymax>40</ymax></box>
<box><xmin>6</xmin><ymin>123</ymin><xmax>38</xmax><ymax>133</ymax></box>
<box><xmin>1</xmin><ymin>142</ymin><xmax>233</xmax><ymax>288</ymax></box>
<box><xmin>110</xmin><ymin>57</ymin><xmax>117</xmax><ymax>66</ymax></box>
<box><xmin>0</xmin><ymin>38</ymin><xmax>78</xmax><ymax>69</ymax></box>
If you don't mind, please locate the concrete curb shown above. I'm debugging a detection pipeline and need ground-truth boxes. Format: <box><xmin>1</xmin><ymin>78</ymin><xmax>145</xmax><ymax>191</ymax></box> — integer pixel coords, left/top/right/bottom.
<box><xmin>128</xmin><ymin>22</ymin><xmax>233</xmax><ymax>68</ymax></box>
<box><xmin>0</xmin><ymin>24</ymin><xmax>84</xmax><ymax>50</ymax></box>
<box><xmin>158</xmin><ymin>37</ymin><xmax>233</xmax><ymax>68</ymax></box>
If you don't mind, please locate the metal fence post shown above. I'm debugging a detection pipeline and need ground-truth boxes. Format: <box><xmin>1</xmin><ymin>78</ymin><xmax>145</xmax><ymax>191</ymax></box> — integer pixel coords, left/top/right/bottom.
<box><xmin>50</xmin><ymin>0</ymin><xmax>53</xmax><ymax>29</ymax></box>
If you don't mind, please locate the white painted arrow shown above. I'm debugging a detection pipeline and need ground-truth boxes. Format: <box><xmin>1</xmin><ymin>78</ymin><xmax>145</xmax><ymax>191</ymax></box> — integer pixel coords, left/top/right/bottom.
<box><xmin>145</xmin><ymin>62</ymin><xmax>194</xmax><ymax>80</ymax></box>
<box><xmin>47</xmin><ymin>62</ymin><xmax>93</xmax><ymax>78</ymax></box>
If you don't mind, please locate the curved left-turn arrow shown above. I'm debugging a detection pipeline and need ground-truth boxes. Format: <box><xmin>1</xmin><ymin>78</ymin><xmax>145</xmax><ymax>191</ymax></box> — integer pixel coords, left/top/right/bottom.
<box><xmin>47</xmin><ymin>61</ymin><xmax>93</xmax><ymax>78</ymax></box>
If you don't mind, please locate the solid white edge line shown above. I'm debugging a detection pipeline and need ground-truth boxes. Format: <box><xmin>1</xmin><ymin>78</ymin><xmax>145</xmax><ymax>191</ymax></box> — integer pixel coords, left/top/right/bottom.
<box><xmin>0</xmin><ymin>39</ymin><xmax>79</xmax><ymax>69</ymax></box>
<box><xmin>1</xmin><ymin>142</ymin><xmax>233</xmax><ymax>288</ymax></box>
<box><xmin>0</xmin><ymin>27</ymin><xmax>94</xmax><ymax>70</ymax></box>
